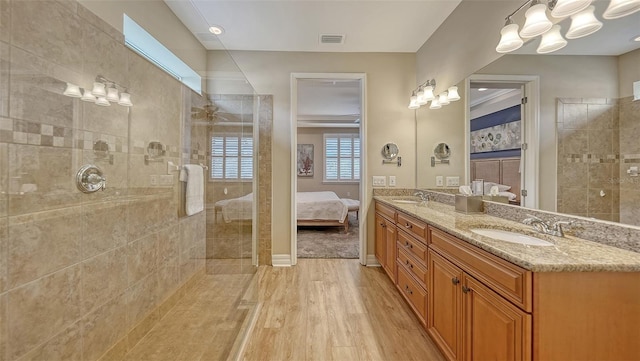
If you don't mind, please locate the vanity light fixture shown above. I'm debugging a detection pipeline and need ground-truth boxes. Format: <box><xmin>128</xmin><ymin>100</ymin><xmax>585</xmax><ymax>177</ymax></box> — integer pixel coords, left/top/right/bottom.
<box><xmin>63</xmin><ymin>83</ymin><xmax>82</xmax><ymax>98</ymax></box>
<box><xmin>447</xmin><ymin>86</ymin><xmax>461</xmax><ymax>101</ymax></box>
<box><xmin>429</xmin><ymin>98</ymin><xmax>442</xmax><ymax>109</ymax></box>
<box><xmin>63</xmin><ymin>75</ymin><xmax>133</xmax><ymax>107</ymax></box>
<box><xmin>603</xmin><ymin>0</ymin><xmax>640</xmax><ymax>18</ymax></box>
<box><xmin>416</xmin><ymin>86</ymin><xmax>428</xmax><ymax>105</ymax></box>
<box><xmin>537</xmin><ymin>25</ymin><xmax>568</xmax><ymax>53</ymax></box>
<box><xmin>438</xmin><ymin>92</ymin><xmax>450</xmax><ymax>106</ymax></box>
<box><xmin>408</xmin><ymin>91</ymin><xmax>420</xmax><ymax>109</ymax></box>
<box><xmin>566</xmin><ymin>5</ymin><xmax>602</xmax><ymax>39</ymax></box>
<box><xmin>634</xmin><ymin>35</ymin><xmax>640</xmax><ymax>41</ymax></box>
<box><xmin>407</xmin><ymin>79</ymin><xmax>460</xmax><ymax>110</ymax></box>
<box><xmin>497</xmin><ymin>0</ymin><xmax>638</xmax><ymax>54</ymax></box>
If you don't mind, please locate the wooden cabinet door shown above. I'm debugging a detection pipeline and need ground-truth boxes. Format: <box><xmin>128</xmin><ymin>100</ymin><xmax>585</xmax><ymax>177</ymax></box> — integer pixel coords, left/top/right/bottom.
<box><xmin>384</xmin><ymin>217</ymin><xmax>396</xmax><ymax>281</ymax></box>
<box><xmin>374</xmin><ymin>213</ymin><xmax>386</xmax><ymax>266</ymax></box>
<box><xmin>428</xmin><ymin>250</ymin><xmax>463</xmax><ymax>361</ymax></box>
<box><xmin>462</xmin><ymin>275</ymin><xmax>531</xmax><ymax>361</ymax></box>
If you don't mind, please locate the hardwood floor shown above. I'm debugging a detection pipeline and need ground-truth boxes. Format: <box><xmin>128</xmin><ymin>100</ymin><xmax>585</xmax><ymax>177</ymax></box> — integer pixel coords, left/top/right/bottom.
<box><xmin>242</xmin><ymin>259</ymin><xmax>445</xmax><ymax>361</ymax></box>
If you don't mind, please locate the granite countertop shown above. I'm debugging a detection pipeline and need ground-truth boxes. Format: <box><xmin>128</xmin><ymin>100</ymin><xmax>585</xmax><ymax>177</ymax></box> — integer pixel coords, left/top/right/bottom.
<box><xmin>374</xmin><ymin>196</ymin><xmax>640</xmax><ymax>272</ymax></box>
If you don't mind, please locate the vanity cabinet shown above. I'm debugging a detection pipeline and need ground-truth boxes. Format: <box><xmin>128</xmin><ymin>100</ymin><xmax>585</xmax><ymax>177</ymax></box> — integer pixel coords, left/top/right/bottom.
<box><xmin>375</xmin><ymin>202</ymin><xmax>397</xmax><ymax>281</ymax></box>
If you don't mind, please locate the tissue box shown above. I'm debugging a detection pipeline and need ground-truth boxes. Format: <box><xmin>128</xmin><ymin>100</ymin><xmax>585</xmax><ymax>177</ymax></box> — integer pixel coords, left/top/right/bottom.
<box><xmin>483</xmin><ymin>195</ymin><xmax>509</xmax><ymax>204</ymax></box>
<box><xmin>455</xmin><ymin>195</ymin><xmax>484</xmax><ymax>214</ymax></box>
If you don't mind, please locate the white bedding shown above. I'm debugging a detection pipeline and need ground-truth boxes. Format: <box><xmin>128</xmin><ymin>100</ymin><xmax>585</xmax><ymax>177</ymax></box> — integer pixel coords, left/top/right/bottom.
<box><xmin>296</xmin><ymin>191</ymin><xmax>348</xmax><ymax>223</ymax></box>
<box><xmin>215</xmin><ymin>191</ymin><xmax>348</xmax><ymax>223</ymax></box>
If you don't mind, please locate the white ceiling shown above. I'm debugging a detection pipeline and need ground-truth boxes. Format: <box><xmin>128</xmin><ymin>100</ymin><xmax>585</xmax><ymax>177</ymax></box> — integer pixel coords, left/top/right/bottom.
<box><xmin>165</xmin><ymin>0</ymin><xmax>463</xmax><ymax>52</ymax></box>
<box><xmin>297</xmin><ymin>79</ymin><xmax>361</xmax><ymax>127</ymax></box>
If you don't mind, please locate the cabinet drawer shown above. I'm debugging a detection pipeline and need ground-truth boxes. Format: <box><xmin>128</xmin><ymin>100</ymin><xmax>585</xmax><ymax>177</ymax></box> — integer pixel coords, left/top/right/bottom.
<box><xmin>397</xmin><ymin>229</ymin><xmax>428</xmax><ymax>263</ymax></box>
<box><xmin>397</xmin><ymin>212</ymin><xmax>427</xmax><ymax>241</ymax></box>
<box><xmin>397</xmin><ymin>247</ymin><xmax>428</xmax><ymax>291</ymax></box>
<box><xmin>429</xmin><ymin>227</ymin><xmax>532</xmax><ymax>312</ymax></box>
<box><xmin>376</xmin><ymin>202</ymin><xmax>397</xmax><ymax>221</ymax></box>
<box><xmin>397</xmin><ymin>264</ymin><xmax>427</xmax><ymax>324</ymax></box>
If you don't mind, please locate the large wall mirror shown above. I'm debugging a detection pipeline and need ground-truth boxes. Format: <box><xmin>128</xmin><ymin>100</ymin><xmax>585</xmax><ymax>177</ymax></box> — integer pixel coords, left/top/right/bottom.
<box><xmin>416</xmin><ymin>3</ymin><xmax>640</xmax><ymax>228</ymax></box>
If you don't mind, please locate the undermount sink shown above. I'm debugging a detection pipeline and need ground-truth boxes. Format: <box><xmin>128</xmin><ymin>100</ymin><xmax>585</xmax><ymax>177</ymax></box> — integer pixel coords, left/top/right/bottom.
<box><xmin>392</xmin><ymin>199</ymin><xmax>420</xmax><ymax>204</ymax></box>
<box><xmin>470</xmin><ymin>228</ymin><xmax>554</xmax><ymax>247</ymax></box>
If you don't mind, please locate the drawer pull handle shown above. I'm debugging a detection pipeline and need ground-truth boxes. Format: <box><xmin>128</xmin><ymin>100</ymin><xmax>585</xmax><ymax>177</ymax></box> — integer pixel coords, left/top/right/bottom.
<box><xmin>404</xmin><ymin>285</ymin><xmax>413</xmax><ymax>295</ymax></box>
<box><xmin>404</xmin><ymin>242</ymin><xmax>413</xmax><ymax>249</ymax></box>
<box><xmin>405</xmin><ymin>223</ymin><xmax>412</xmax><ymax>229</ymax></box>
<box><xmin>462</xmin><ymin>286</ymin><xmax>471</xmax><ymax>294</ymax></box>
<box><xmin>404</xmin><ymin>260</ymin><xmax>414</xmax><ymax>269</ymax></box>
<box><xmin>452</xmin><ymin>277</ymin><xmax>460</xmax><ymax>285</ymax></box>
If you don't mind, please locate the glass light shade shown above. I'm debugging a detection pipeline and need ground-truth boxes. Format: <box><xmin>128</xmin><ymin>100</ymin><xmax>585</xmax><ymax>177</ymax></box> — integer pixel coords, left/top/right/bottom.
<box><xmin>537</xmin><ymin>25</ymin><xmax>568</xmax><ymax>54</ymax></box>
<box><xmin>520</xmin><ymin>3</ymin><xmax>553</xmax><ymax>38</ymax></box>
<box><xmin>438</xmin><ymin>92</ymin><xmax>450</xmax><ymax>106</ymax></box>
<box><xmin>63</xmin><ymin>83</ymin><xmax>82</xmax><ymax>97</ymax></box>
<box><xmin>106</xmin><ymin>87</ymin><xmax>119</xmax><ymax>102</ymax></box>
<box><xmin>566</xmin><ymin>6</ymin><xmax>602</xmax><ymax>39</ymax></box>
<box><xmin>496</xmin><ymin>23</ymin><xmax>524</xmax><ymax>53</ymax></box>
<box><xmin>118</xmin><ymin>92</ymin><xmax>133</xmax><ymax>107</ymax></box>
<box><xmin>91</xmin><ymin>82</ymin><xmax>106</xmax><ymax>97</ymax></box>
<box><xmin>81</xmin><ymin>89</ymin><xmax>96</xmax><ymax>102</ymax></box>
<box><xmin>95</xmin><ymin>96</ymin><xmax>110</xmax><ymax>107</ymax></box>
<box><xmin>408</xmin><ymin>95</ymin><xmax>419</xmax><ymax>109</ymax></box>
<box><xmin>551</xmin><ymin>0</ymin><xmax>592</xmax><ymax>18</ymax></box>
<box><xmin>602</xmin><ymin>0</ymin><xmax>640</xmax><ymax>19</ymax></box>
<box><xmin>423</xmin><ymin>86</ymin><xmax>435</xmax><ymax>101</ymax></box>
<box><xmin>416</xmin><ymin>88</ymin><xmax>428</xmax><ymax>106</ymax></box>
<box><xmin>447</xmin><ymin>86</ymin><xmax>461</xmax><ymax>101</ymax></box>
<box><xmin>429</xmin><ymin>98</ymin><xmax>441</xmax><ymax>110</ymax></box>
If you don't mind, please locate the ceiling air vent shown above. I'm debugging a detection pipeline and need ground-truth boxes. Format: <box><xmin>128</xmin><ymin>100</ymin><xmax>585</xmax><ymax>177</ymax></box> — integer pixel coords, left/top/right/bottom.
<box><xmin>320</xmin><ymin>34</ymin><xmax>345</xmax><ymax>44</ymax></box>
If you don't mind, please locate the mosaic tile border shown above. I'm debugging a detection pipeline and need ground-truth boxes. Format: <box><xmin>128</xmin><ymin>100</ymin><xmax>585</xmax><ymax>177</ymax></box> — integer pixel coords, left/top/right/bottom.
<box><xmin>565</xmin><ymin>154</ymin><xmax>640</xmax><ymax>164</ymax></box>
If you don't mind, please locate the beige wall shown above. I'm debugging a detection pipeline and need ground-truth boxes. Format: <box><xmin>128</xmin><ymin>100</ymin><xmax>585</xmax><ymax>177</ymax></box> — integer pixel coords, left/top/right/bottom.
<box><xmin>79</xmin><ymin>0</ymin><xmax>207</xmax><ymax>76</ymax></box>
<box><xmin>297</xmin><ymin>127</ymin><xmax>360</xmax><ymax>199</ymax></box>
<box><xmin>223</xmin><ymin>51</ymin><xmax>416</xmax><ymax>256</ymax></box>
<box><xmin>619</xmin><ymin>48</ymin><xmax>640</xmax><ymax>98</ymax></box>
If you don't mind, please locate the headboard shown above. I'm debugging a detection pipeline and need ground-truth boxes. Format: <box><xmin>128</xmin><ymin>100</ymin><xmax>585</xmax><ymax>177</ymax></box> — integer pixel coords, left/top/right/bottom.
<box><xmin>470</xmin><ymin>157</ymin><xmax>521</xmax><ymax>204</ymax></box>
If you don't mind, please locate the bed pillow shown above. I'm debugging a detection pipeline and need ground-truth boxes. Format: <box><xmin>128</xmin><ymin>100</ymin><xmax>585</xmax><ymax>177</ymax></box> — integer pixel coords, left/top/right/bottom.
<box><xmin>483</xmin><ymin>182</ymin><xmax>511</xmax><ymax>194</ymax></box>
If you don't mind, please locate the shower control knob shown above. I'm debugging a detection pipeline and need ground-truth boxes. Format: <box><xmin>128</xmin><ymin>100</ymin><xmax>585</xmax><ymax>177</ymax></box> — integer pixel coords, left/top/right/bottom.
<box><xmin>76</xmin><ymin>165</ymin><xmax>106</xmax><ymax>193</ymax></box>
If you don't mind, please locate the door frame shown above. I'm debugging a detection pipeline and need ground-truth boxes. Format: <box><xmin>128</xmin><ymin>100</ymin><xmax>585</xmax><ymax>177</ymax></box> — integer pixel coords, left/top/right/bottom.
<box><xmin>290</xmin><ymin>72</ymin><xmax>368</xmax><ymax>266</ymax></box>
<box><xmin>465</xmin><ymin>74</ymin><xmax>540</xmax><ymax>209</ymax></box>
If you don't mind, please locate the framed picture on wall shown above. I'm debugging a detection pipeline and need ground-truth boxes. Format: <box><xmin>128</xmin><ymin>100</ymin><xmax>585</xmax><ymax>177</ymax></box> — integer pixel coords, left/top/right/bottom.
<box><xmin>297</xmin><ymin>144</ymin><xmax>314</xmax><ymax>176</ymax></box>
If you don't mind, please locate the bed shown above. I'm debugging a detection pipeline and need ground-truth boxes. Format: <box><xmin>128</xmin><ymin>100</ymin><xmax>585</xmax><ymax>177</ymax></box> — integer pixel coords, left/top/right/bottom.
<box><xmin>214</xmin><ymin>191</ymin><xmax>350</xmax><ymax>231</ymax></box>
<box><xmin>470</xmin><ymin>157</ymin><xmax>521</xmax><ymax>205</ymax></box>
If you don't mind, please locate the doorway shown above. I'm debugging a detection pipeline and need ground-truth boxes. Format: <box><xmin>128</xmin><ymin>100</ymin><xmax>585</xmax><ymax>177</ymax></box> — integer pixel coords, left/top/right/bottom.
<box><xmin>466</xmin><ymin>75</ymin><xmax>540</xmax><ymax>209</ymax></box>
<box><xmin>291</xmin><ymin>73</ymin><xmax>367</xmax><ymax>265</ymax></box>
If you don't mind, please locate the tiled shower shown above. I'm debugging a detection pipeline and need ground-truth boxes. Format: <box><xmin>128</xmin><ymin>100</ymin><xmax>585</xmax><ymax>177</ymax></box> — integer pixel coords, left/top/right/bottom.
<box><xmin>0</xmin><ymin>0</ymin><xmax>261</xmax><ymax>360</ymax></box>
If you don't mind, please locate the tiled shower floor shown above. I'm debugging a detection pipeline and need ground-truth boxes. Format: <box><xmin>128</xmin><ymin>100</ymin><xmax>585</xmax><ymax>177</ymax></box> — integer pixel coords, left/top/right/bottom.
<box><xmin>121</xmin><ymin>260</ymin><xmax>257</xmax><ymax>361</ymax></box>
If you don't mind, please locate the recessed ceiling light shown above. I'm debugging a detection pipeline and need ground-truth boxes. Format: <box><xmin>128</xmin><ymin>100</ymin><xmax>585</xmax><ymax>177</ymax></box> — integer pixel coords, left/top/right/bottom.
<box><xmin>634</xmin><ymin>35</ymin><xmax>640</xmax><ymax>42</ymax></box>
<box><xmin>478</xmin><ymin>88</ymin><xmax>488</xmax><ymax>91</ymax></box>
<box><xmin>208</xmin><ymin>26</ymin><xmax>224</xmax><ymax>35</ymax></box>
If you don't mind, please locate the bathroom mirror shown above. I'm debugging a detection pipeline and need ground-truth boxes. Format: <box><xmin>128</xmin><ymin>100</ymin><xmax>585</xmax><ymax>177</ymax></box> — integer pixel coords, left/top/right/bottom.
<box><xmin>433</xmin><ymin>143</ymin><xmax>450</xmax><ymax>160</ymax></box>
<box><xmin>381</xmin><ymin>143</ymin><xmax>399</xmax><ymax>160</ymax></box>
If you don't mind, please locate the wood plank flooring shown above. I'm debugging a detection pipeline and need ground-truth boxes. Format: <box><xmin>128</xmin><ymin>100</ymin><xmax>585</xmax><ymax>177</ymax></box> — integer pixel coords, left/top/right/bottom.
<box><xmin>242</xmin><ymin>259</ymin><xmax>445</xmax><ymax>361</ymax></box>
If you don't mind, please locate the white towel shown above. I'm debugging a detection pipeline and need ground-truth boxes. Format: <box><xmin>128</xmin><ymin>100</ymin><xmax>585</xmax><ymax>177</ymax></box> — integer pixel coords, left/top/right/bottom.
<box><xmin>179</xmin><ymin>164</ymin><xmax>204</xmax><ymax>216</ymax></box>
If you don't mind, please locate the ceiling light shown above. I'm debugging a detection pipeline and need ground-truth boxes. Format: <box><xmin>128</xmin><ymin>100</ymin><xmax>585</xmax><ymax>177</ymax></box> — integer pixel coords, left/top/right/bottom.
<box><xmin>447</xmin><ymin>86</ymin><xmax>461</xmax><ymax>101</ymax></box>
<box><xmin>551</xmin><ymin>0</ymin><xmax>592</xmax><ymax>18</ymax></box>
<box><xmin>63</xmin><ymin>83</ymin><xmax>82</xmax><ymax>97</ymax></box>
<box><xmin>478</xmin><ymin>88</ymin><xmax>488</xmax><ymax>91</ymax></box>
<box><xmin>496</xmin><ymin>19</ymin><xmax>524</xmax><ymax>53</ymax></box>
<box><xmin>429</xmin><ymin>98</ymin><xmax>442</xmax><ymax>110</ymax></box>
<box><xmin>537</xmin><ymin>25</ymin><xmax>568</xmax><ymax>53</ymax></box>
<box><xmin>634</xmin><ymin>35</ymin><xmax>640</xmax><ymax>41</ymax></box>
<box><xmin>566</xmin><ymin>5</ymin><xmax>602</xmax><ymax>39</ymax></box>
<box><xmin>520</xmin><ymin>0</ymin><xmax>553</xmax><ymax>38</ymax></box>
<box><xmin>408</xmin><ymin>92</ymin><xmax>420</xmax><ymax>110</ymax></box>
<box><xmin>208</xmin><ymin>25</ymin><xmax>224</xmax><ymax>35</ymax></box>
<box><xmin>603</xmin><ymin>0</ymin><xmax>640</xmax><ymax>19</ymax></box>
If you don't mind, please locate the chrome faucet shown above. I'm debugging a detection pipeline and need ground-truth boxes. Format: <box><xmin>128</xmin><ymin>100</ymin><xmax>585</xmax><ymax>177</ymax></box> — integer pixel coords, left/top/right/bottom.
<box><xmin>413</xmin><ymin>191</ymin><xmax>429</xmax><ymax>206</ymax></box>
<box><xmin>523</xmin><ymin>215</ymin><xmax>573</xmax><ymax>237</ymax></box>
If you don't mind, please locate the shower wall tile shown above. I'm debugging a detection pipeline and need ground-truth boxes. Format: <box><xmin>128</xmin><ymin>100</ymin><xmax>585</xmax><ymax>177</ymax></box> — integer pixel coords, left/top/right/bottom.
<box><xmin>7</xmin><ymin>265</ymin><xmax>81</xmax><ymax>360</ymax></box>
<box><xmin>82</xmin><ymin>293</ymin><xmax>128</xmax><ymax>361</ymax></box>
<box><xmin>8</xmin><ymin>144</ymin><xmax>82</xmax><ymax>215</ymax></box>
<box><xmin>82</xmin><ymin>200</ymin><xmax>127</xmax><ymax>259</ymax></box>
<box><xmin>127</xmin><ymin>197</ymin><xmax>160</xmax><ymax>242</ymax></box>
<box><xmin>158</xmin><ymin>225</ymin><xmax>180</xmax><ymax>268</ymax></box>
<box><xmin>620</xmin><ymin>190</ymin><xmax>640</xmax><ymax>225</ymax></box>
<box><xmin>10</xmin><ymin>0</ymin><xmax>83</xmax><ymax>71</ymax></box>
<box><xmin>157</xmin><ymin>263</ymin><xmax>180</xmax><ymax>305</ymax></box>
<box><xmin>127</xmin><ymin>233</ymin><xmax>158</xmax><ymax>286</ymax></box>
<box><xmin>17</xmin><ymin>321</ymin><xmax>83</xmax><ymax>361</ymax></box>
<box><xmin>77</xmin><ymin>4</ymin><xmax>123</xmax><ymax>44</ymax></box>
<box><xmin>0</xmin><ymin>293</ymin><xmax>6</xmax><ymax>361</ymax></box>
<box><xmin>7</xmin><ymin>206</ymin><xmax>82</xmax><ymax>289</ymax></box>
<box><xmin>560</xmin><ymin>129</ymin><xmax>588</xmax><ymax>154</ymax></box>
<box><xmin>126</xmin><ymin>273</ymin><xmax>158</xmax><ymax>327</ymax></box>
<box><xmin>588</xmin><ymin>129</ymin><xmax>613</xmax><ymax>154</ymax></box>
<box><xmin>0</xmin><ymin>143</ymin><xmax>7</xmax><ymax>218</ymax></box>
<box><xmin>562</xmin><ymin>103</ymin><xmax>588</xmax><ymax>129</ymax></box>
<box><xmin>81</xmin><ymin>150</ymin><xmax>128</xmax><ymax>199</ymax></box>
<box><xmin>588</xmin><ymin>187</ymin><xmax>612</xmax><ymax>214</ymax></box>
<box><xmin>0</xmin><ymin>41</ymin><xmax>8</xmax><ymax>118</ymax></box>
<box><xmin>586</xmin><ymin>104</ymin><xmax>615</xmax><ymax>130</ymax></box>
<box><xmin>0</xmin><ymin>217</ymin><xmax>6</xmax><ymax>294</ymax></box>
<box><xmin>588</xmin><ymin>163</ymin><xmax>613</xmax><ymax>188</ymax></box>
<box><xmin>0</xmin><ymin>0</ymin><xmax>8</xmax><ymax>43</ymax></box>
<box><xmin>619</xmin><ymin>99</ymin><xmax>640</xmax><ymax>134</ymax></box>
<box><xmin>82</xmin><ymin>247</ymin><xmax>127</xmax><ymax>314</ymax></box>
<box><xmin>81</xmin><ymin>101</ymin><xmax>129</xmax><ymax>138</ymax></box>
<box><xmin>81</xmin><ymin>22</ymin><xmax>128</xmax><ymax>88</ymax></box>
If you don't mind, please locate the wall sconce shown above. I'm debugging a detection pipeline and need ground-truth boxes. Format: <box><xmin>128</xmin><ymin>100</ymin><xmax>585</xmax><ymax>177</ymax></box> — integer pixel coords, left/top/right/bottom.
<box><xmin>63</xmin><ymin>75</ymin><xmax>133</xmax><ymax>107</ymax></box>
<box><xmin>407</xmin><ymin>79</ymin><xmax>461</xmax><ymax>110</ymax></box>
<box><xmin>496</xmin><ymin>0</ymin><xmax>640</xmax><ymax>54</ymax></box>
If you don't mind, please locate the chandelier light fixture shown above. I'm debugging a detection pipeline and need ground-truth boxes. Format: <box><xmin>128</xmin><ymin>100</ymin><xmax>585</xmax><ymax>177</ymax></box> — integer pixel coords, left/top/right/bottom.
<box><xmin>63</xmin><ymin>75</ymin><xmax>133</xmax><ymax>107</ymax></box>
<box><xmin>407</xmin><ymin>79</ymin><xmax>461</xmax><ymax>111</ymax></box>
<box><xmin>496</xmin><ymin>0</ymin><xmax>638</xmax><ymax>55</ymax></box>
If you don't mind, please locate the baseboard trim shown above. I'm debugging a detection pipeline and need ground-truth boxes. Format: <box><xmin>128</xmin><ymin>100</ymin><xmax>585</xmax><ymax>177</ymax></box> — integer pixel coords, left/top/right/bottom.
<box><xmin>366</xmin><ymin>255</ymin><xmax>381</xmax><ymax>267</ymax></box>
<box><xmin>271</xmin><ymin>254</ymin><xmax>292</xmax><ymax>267</ymax></box>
